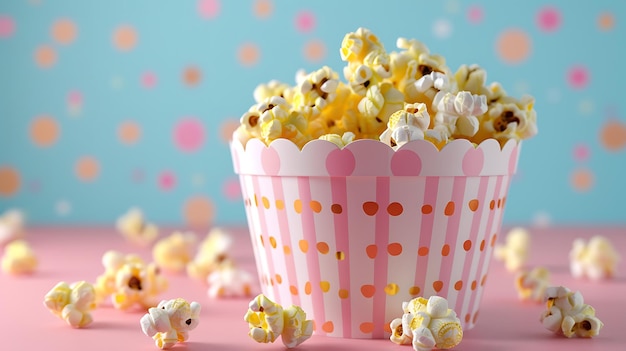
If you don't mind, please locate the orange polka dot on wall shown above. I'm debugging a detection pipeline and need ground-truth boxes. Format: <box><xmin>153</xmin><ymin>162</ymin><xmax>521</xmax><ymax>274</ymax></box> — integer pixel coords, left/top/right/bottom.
<box><xmin>183</xmin><ymin>65</ymin><xmax>202</xmax><ymax>86</ymax></box>
<box><xmin>51</xmin><ymin>19</ymin><xmax>77</xmax><ymax>45</ymax></box>
<box><xmin>113</xmin><ymin>25</ymin><xmax>137</xmax><ymax>51</ymax></box>
<box><xmin>238</xmin><ymin>42</ymin><xmax>260</xmax><ymax>67</ymax></box>
<box><xmin>0</xmin><ymin>166</ymin><xmax>21</xmax><ymax>197</ymax></box>
<box><xmin>117</xmin><ymin>121</ymin><xmax>141</xmax><ymax>145</ymax></box>
<box><xmin>303</xmin><ymin>39</ymin><xmax>326</xmax><ymax>63</ymax></box>
<box><xmin>496</xmin><ymin>28</ymin><xmax>531</xmax><ymax>64</ymax></box>
<box><xmin>219</xmin><ymin>119</ymin><xmax>240</xmax><ymax>142</ymax></box>
<box><xmin>30</xmin><ymin>115</ymin><xmax>60</xmax><ymax>147</ymax></box>
<box><xmin>254</xmin><ymin>0</ymin><xmax>273</xmax><ymax>18</ymax></box>
<box><xmin>75</xmin><ymin>156</ymin><xmax>100</xmax><ymax>182</ymax></box>
<box><xmin>183</xmin><ymin>195</ymin><xmax>215</xmax><ymax>228</ymax></box>
<box><xmin>34</xmin><ymin>45</ymin><xmax>57</xmax><ymax>68</ymax></box>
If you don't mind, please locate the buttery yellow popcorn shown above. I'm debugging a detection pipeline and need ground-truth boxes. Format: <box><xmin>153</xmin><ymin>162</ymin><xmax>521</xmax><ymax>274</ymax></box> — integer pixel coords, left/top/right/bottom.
<box><xmin>540</xmin><ymin>286</ymin><xmax>603</xmax><ymax>338</ymax></box>
<box><xmin>116</xmin><ymin>208</ymin><xmax>159</xmax><ymax>246</ymax></box>
<box><xmin>494</xmin><ymin>227</ymin><xmax>530</xmax><ymax>272</ymax></box>
<box><xmin>254</xmin><ymin>80</ymin><xmax>293</xmax><ymax>103</ymax></box>
<box><xmin>292</xmin><ymin>66</ymin><xmax>340</xmax><ymax>120</ymax></box>
<box><xmin>43</xmin><ymin>281</ymin><xmax>97</xmax><ymax>328</ymax></box>
<box><xmin>515</xmin><ymin>266</ymin><xmax>550</xmax><ymax>302</ymax></box>
<box><xmin>152</xmin><ymin>231</ymin><xmax>197</xmax><ymax>273</ymax></box>
<box><xmin>94</xmin><ymin>250</ymin><xmax>144</xmax><ymax>303</ymax></box>
<box><xmin>244</xmin><ymin>294</ymin><xmax>313</xmax><ymax>348</ymax></box>
<box><xmin>1</xmin><ymin>239</ymin><xmax>37</xmax><ymax>274</ymax></box>
<box><xmin>0</xmin><ymin>209</ymin><xmax>25</xmax><ymax>245</ymax></box>
<box><xmin>140</xmin><ymin>298</ymin><xmax>201</xmax><ymax>349</ymax></box>
<box><xmin>570</xmin><ymin>236</ymin><xmax>620</xmax><ymax>280</ymax></box>
<box><xmin>390</xmin><ymin>296</ymin><xmax>463</xmax><ymax>351</ymax></box>
<box><xmin>318</xmin><ymin>131</ymin><xmax>355</xmax><ymax>148</ymax></box>
<box><xmin>380</xmin><ymin>103</ymin><xmax>430</xmax><ymax>148</ymax></box>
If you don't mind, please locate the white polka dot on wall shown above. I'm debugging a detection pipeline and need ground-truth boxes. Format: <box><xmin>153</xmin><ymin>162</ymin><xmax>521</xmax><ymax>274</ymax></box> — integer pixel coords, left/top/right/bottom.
<box><xmin>191</xmin><ymin>173</ymin><xmax>205</xmax><ymax>187</ymax></box>
<box><xmin>432</xmin><ymin>19</ymin><xmax>453</xmax><ymax>39</ymax></box>
<box><xmin>55</xmin><ymin>199</ymin><xmax>72</xmax><ymax>216</ymax></box>
<box><xmin>531</xmin><ymin>211</ymin><xmax>552</xmax><ymax>228</ymax></box>
<box><xmin>578</xmin><ymin>99</ymin><xmax>594</xmax><ymax>115</ymax></box>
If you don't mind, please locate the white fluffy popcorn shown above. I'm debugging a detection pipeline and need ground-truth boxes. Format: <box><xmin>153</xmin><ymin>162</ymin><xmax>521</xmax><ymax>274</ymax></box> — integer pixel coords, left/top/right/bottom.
<box><xmin>207</xmin><ymin>264</ymin><xmax>256</xmax><ymax>299</ymax></box>
<box><xmin>0</xmin><ymin>209</ymin><xmax>25</xmax><ymax>245</ymax></box>
<box><xmin>389</xmin><ymin>296</ymin><xmax>463</xmax><ymax>351</ymax></box>
<box><xmin>380</xmin><ymin>103</ymin><xmax>431</xmax><ymax>148</ymax></box>
<box><xmin>540</xmin><ymin>286</ymin><xmax>603</xmax><ymax>338</ymax></box>
<box><xmin>243</xmin><ymin>294</ymin><xmax>313</xmax><ymax>348</ymax></box>
<box><xmin>116</xmin><ymin>208</ymin><xmax>159</xmax><ymax>246</ymax></box>
<box><xmin>1</xmin><ymin>239</ymin><xmax>37</xmax><ymax>274</ymax></box>
<box><xmin>140</xmin><ymin>298</ymin><xmax>201</xmax><ymax>349</ymax></box>
<box><xmin>187</xmin><ymin>227</ymin><xmax>234</xmax><ymax>282</ymax></box>
<box><xmin>493</xmin><ymin>227</ymin><xmax>530</xmax><ymax>272</ymax></box>
<box><xmin>43</xmin><ymin>281</ymin><xmax>97</xmax><ymax>328</ymax></box>
<box><xmin>515</xmin><ymin>266</ymin><xmax>550</xmax><ymax>302</ymax></box>
<box><xmin>570</xmin><ymin>235</ymin><xmax>620</xmax><ymax>280</ymax></box>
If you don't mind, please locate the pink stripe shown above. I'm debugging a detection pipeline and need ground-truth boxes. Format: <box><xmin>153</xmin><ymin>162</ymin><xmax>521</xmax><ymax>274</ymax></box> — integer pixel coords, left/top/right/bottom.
<box><xmin>466</xmin><ymin>175</ymin><xmax>503</xmax><ymax>323</ymax></box>
<box><xmin>297</xmin><ymin>176</ymin><xmax>326</xmax><ymax>332</ymax></box>
<box><xmin>272</xmin><ymin>176</ymin><xmax>300</xmax><ymax>307</ymax></box>
<box><xmin>413</xmin><ymin>177</ymin><xmax>439</xmax><ymax>297</ymax></box>
<box><xmin>372</xmin><ymin>176</ymin><xmax>390</xmax><ymax>338</ymax></box>
<box><xmin>438</xmin><ymin>176</ymin><xmax>467</xmax><ymax>298</ymax></box>
<box><xmin>456</xmin><ymin>176</ymin><xmax>490</xmax><ymax>317</ymax></box>
<box><xmin>251</xmin><ymin>175</ymin><xmax>279</xmax><ymax>299</ymax></box>
<box><xmin>330</xmin><ymin>176</ymin><xmax>351</xmax><ymax>338</ymax></box>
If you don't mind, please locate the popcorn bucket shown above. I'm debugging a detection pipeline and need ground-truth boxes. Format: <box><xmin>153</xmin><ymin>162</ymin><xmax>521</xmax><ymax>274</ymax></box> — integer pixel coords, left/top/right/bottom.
<box><xmin>230</xmin><ymin>136</ymin><xmax>521</xmax><ymax>339</ymax></box>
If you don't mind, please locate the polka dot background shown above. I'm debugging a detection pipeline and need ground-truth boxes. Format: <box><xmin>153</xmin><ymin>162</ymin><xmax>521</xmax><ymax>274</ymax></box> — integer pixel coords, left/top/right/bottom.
<box><xmin>0</xmin><ymin>0</ymin><xmax>625</xmax><ymax>225</ymax></box>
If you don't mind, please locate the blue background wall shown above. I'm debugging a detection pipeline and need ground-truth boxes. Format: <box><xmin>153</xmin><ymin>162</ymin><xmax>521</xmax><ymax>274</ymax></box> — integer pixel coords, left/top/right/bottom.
<box><xmin>1</xmin><ymin>0</ymin><xmax>625</xmax><ymax>227</ymax></box>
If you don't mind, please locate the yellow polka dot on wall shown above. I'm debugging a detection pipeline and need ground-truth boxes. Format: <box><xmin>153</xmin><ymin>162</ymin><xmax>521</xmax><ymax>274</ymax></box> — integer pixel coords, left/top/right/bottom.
<box><xmin>183</xmin><ymin>195</ymin><xmax>215</xmax><ymax>228</ymax></box>
<box><xmin>113</xmin><ymin>25</ymin><xmax>137</xmax><ymax>51</ymax></box>
<box><xmin>496</xmin><ymin>28</ymin><xmax>531</xmax><ymax>64</ymax></box>
<box><xmin>0</xmin><ymin>166</ymin><xmax>21</xmax><ymax>197</ymax></box>
<box><xmin>30</xmin><ymin>115</ymin><xmax>60</xmax><ymax>147</ymax></box>
<box><xmin>51</xmin><ymin>18</ymin><xmax>77</xmax><ymax>45</ymax></box>
<box><xmin>75</xmin><ymin>156</ymin><xmax>100</xmax><ymax>182</ymax></box>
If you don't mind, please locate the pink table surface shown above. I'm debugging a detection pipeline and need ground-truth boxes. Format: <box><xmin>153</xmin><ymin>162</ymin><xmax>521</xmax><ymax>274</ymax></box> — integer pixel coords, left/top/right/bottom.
<box><xmin>1</xmin><ymin>225</ymin><xmax>625</xmax><ymax>351</ymax></box>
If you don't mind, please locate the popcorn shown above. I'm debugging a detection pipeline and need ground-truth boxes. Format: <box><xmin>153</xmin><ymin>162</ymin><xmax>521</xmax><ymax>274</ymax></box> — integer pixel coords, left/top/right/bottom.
<box><xmin>515</xmin><ymin>266</ymin><xmax>550</xmax><ymax>302</ymax></box>
<box><xmin>153</xmin><ymin>231</ymin><xmax>197</xmax><ymax>274</ymax></box>
<box><xmin>380</xmin><ymin>103</ymin><xmax>430</xmax><ymax>148</ymax></box>
<box><xmin>207</xmin><ymin>263</ymin><xmax>256</xmax><ymax>299</ymax></box>
<box><xmin>318</xmin><ymin>131</ymin><xmax>356</xmax><ymax>148</ymax></box>
<box><xmin>390</xmin><ymin>296</ymin><xmax>463</xmax><ymax>351</ymax></box>
<box><xmin>0</xmin><ymin>209</ymin><xmax>25</xmax><ymax>245</ymax></box>
<box><xmin>540</xmin><ymin>286</ymin><xmax>603</xmax><ymax>338</ymax></box>
<box><xmin>1</xmin><ymin>239</ymin><xmax>37</xmax><ymax>274</ymax></box>
<box><xmin>140</xmin><ymin>298</ymin><xmax>201</xmax><ymax>349</ymax></box>
<box><xmin>244</xmin><ymin>294</ymin><xmax>313</xmax><ymax>348</ymax></box>
<box><xmin>234</xmin><ymin>27</ymin><xmax>538</xmax><ymax>151</ymax></box>
<box><xmin>95</xmin><ymin>250</ymin><xmax>167</xmax><ymax>310</ymax></box>
<box><xmin>570</xmin><ymin>235</ymin><xmax>620</xmax><ymax>280</ymax></box>
<box><xmin>187</xmin><ymin>227</ymin><xmax>234</xmax><ymax>282</ymax></box>
<box><xmin>116</xmin><ymin>208</ymin><xmax>158</xmax><ymax>246</ymax></box>
<box><xmin>494</xmin><ymin>227</ymin><xmax>530</xmax><ymax>272</ymax></box>
<box><xmin>43</xmin><ymin>281</ymin><xmax>96</xmax><ymax>328</ymax></box>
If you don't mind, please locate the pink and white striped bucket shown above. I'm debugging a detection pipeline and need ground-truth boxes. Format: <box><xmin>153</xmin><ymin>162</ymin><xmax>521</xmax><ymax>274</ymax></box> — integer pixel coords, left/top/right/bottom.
<box><xmin>230</xmin><ymin>137</ymin><xmax>520</xmax><ymax>339</ymax></box>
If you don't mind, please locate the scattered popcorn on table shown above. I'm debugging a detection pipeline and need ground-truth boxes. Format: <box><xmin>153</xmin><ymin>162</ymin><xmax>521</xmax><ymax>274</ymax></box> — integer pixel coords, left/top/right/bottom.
<box><xmin>494</xmin><ymin>227</ymin><xmax>530</xmax><ymax>272</ymax></box>
<box><xmin>140</xmin><ymin>298</ymin><xmax>201</xmax><ymax>349</ymax></box>
<box><xmin>389</xmin><ymin>296</ymin><xmax>463</xmax><ymax>351</ymax></box>
<box><xmin>94</xmin><ymin>250</ymin><xmax>168</xmax><ymax>310</ymax></box>
<box><xmin>0</xmin><ymin>209</ymin><xmax>25</xmax><ymax>245</ymax></box>
<box><xmin>1</xmin><ymin>239</ymin><xmax>37</xmax><ymax>274</ymax></box>
<box><xmin>570</xmin><ymin>235</ymin><xmax>620</xmax><ymax>280</ymax></box>
<box><xmin>207</xmin><ymin>263</ymin><xmax>256</xmax><ymax>299</ymax></box>
<box><xmin>515</xmin><ymin>266</ymin><xmax>550</xmax><ymax>302</ymax></box>
<box><xmin>43</xmin><ymin>281</ymin><xmax>97</xmax><ymax>328</ymax></box>
<box><xmin>116</xmin><ymin>207</ymin><xmax>159</xmax><ymax>246</ymax></box>
<box><xmin>540</xmin><ymin>286</ymin><xmax>603</xmax><ymax>338</ymax></box>
<box><xmin>244</xmin><ymin>294</ymin><xmax>313</xmax><ymax>348</ymax></box>
<box><xmin>233</xmin><ymin>27</ymin><xmax>538</xmax><ymax>151</ymax></box>
<box><xmin>153</xmin><ymin>231</ymin><xmax>197</xmax><ymax>274</ymax></box>
<box><xmin>187</xmin><ymin>227</ymin><xmax>234</xmax><ymax>282</ymax></box>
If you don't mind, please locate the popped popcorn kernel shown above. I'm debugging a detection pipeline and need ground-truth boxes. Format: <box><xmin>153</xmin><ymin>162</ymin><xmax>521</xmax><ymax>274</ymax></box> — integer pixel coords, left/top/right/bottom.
<box><xmin>390</xmin><ymin>296</ymin><xmax>463</xmax><ymax>351</ymax></box>
<box><xmin>494</xmin><ymin>227</ymin><xmax>530</xmax><ymax>272</ymax></box>
<box><xmin>570</xmin><ymin>235</ymin><xmax>620</xmax><ymax>280</ymax></box>
<box><xmin>116</xmin><ymin>208</ymin><xmax>159</xmax><ymax>246</ymax></box>
<box><xmin>207</xmin><ymin>263</ymin><xmax>257</xmax><ymax>299</ymax></box>
<box><xmin>187</xmin><ymin>227</ymin><xmax>234</xmax><ymax>282</ymax></box>
<box><xmin>0</xmin><ymin>209</ymin><xmax>25</xmax><ymax>245</ymax></box>
<box><xmin>43</xmin><ymin>281</ymin><xmax>96</xmax><ymax>328</ymax></box>
<box><xmin>515</xmin><ymin>266</ymin><xmax>550</xmax><ymax>302</ymax></box>
<box><xmin>540</xmin><ymin>286</ymin><xmax>603</xmax><ymax>338</ymax></box>
<box><xmin>1</xmin><ymin>239</ymin><xmax>37</xmax><ymax>274</ymax></box>
<box><xmin>244</xmin><ymin>294</ymin><xmax>312</xmax><ymax>348</ymax></box>
<box><xmin>380</xmin><ymin>103</ymin><xmax>430</xmax><ymax>148</ymax></box>
<box><xmin>153</xmin><ymin>231</ymin><xmax>197</xmax><ymax>274</ymax></box>
<box><xmin>140</xmin><ymin>298</ymin><xmax>201</xmax><ymax>349</ymax></box>
<box><xmin>318</xmin><ymin>131</ymin><xmax>355</xmax><ymax>148</ymax></box>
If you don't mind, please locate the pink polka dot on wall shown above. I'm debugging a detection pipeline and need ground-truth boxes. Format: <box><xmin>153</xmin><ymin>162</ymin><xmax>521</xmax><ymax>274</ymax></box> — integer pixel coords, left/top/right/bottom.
<box><xmin>466</xmin><ymin>5</ymin><xmax>483</xmax><ymax>24</ymax></box>
<box><xmin>567</xmin><ymin>65</ymin><xmax>590</xmax><ymax>89</ymax></box>
<box><xmin>198</xmin><ymin>0</ymin><xmax>220</xmax><ymax>19</ymax></box>
<box><xmin>173</xmin><ymin>118</ymin><xmax>206</xmax><ymax>152</ymax></box>
<box><xmin>295</xmin><ymin>11</ymin><xmax>316</xmax><ymax>32</ymax></box>
<box><xmin>496</xmin><ymin>29</ymin><xmax>531</xmax><ymax>64</ymax></box>
<box><xmin>158</xmin><ymin>170</ymin><xmax>177</xmax><ymax>191</ymax></box>
<box><xmin>572</xmin><ymin>143</ymin><xmax>590</xmax><ymax>162</ymax></box>
<box><xmin>141</xmin><ymin>71</ymin><xmax>157</xmax><ymax>88</ymax></box>
<box><xmin>223</xmin><ymin>178</ymin><xmax>241</xmax><ymax>200</ymax></box>
<box><xmin>0</xmin><ymin>15</ymin><xmax>16</xmax><ymax>38</ymax></box>
<box><xmin>536</xmin><ymin>6</ymin><xmax>561</xmax><ymax>32</ymax></box>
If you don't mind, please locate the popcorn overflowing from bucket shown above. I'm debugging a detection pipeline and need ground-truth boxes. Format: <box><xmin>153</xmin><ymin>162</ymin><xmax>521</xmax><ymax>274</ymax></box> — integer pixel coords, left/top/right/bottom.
<box><xmin>233</xmin><ymin>27</ymin><xmax>537</xmax><ymax>150</ymax></box>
